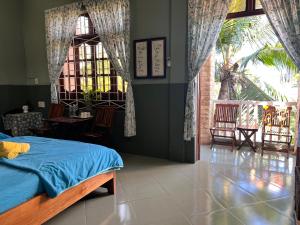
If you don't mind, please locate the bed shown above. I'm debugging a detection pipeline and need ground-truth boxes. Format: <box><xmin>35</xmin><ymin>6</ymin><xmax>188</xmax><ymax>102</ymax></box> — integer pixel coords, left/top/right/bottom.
<box><xmin>0</xmin><ymin>136</ymin><xmax>123</xmax><ymax>225</ymax></box>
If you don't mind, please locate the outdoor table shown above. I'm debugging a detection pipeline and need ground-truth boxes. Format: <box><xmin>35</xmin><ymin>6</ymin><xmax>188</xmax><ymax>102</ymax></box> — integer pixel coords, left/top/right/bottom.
<box><xmin>237</xmin><ymin>125</ymin><xmax>259</xmax><ymax>152</ymax></box>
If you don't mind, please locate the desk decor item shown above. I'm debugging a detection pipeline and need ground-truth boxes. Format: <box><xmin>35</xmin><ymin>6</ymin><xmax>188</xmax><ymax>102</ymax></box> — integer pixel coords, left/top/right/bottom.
<box><xmin>80</xmin><ymin>112</ymin><xmax>91</xmax><ymax>119</ymax></box>
<box><xmin>22</xmin><ymin>105</ymin><xmax>29</xmax><ymax>113</ymax></box>
<box><xmin>134</xmin><ymin>37</ymin><xmax>166</xmax><ymax>79</ymax></box>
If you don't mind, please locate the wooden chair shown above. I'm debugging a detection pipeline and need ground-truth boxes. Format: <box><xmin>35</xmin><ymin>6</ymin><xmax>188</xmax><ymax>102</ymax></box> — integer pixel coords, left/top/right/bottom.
<box><xmin>48</xmin><ymin>103</ymin><xmax>65</xmax><ymax>119</ymax></box>
<box><xmin>30</xmin><ymin>104</ymin><xmax>65</xmax><ymax>137</ymax></box>
<box><xmin>210</xmin><ymin>104</ymin><xmax>239</xmax><ymax>151</ymax></box>
<box><xmin>81</xmin><ymin>106</ymin><xmax>115</xmax><ymax>146</ymax></box>
<box><xmin>261</xmin><ymin>106</ymin><xmax>292</xmax><ymax>158</ymax></box>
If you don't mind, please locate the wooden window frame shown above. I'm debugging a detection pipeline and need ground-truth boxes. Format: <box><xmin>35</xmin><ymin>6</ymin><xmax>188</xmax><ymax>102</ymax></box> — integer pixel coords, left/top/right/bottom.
<box><xmin>59</xmin><ymin>14</ymin><xmax>127</xmax><ymax>109</ymax></box>
<box><xmin>227</xmin><ymin>0</ymin><xmax>264</xmax><ymax>19</ymax></box>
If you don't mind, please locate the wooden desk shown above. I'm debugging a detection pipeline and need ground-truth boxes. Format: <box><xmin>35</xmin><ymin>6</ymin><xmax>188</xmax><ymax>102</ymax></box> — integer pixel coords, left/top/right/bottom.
<box><xmin>46</xmin><ymin>117</ymin><xmax>93</xmax><ymax>139</ymax></box>
<box><xmin>46</xmin><ymin>116</ymin><xmax>92</xmax><ymax>124</ymax></box>
<box><xmin>237</xmin><ymin>125</ymin><xmax>259</xmax><ymax>152</ymax></box>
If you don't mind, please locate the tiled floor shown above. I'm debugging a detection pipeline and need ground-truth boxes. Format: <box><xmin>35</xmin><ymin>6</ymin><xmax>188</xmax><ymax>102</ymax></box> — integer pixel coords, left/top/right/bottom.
<box><xmin>46</xmin><ymin>146</ymin><xmax>296</xmax><ymax>225</ymax></box>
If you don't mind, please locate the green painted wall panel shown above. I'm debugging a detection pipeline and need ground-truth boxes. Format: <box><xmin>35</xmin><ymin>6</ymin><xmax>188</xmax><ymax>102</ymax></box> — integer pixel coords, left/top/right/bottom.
<box><xmin>0</xmin><ymin>0</ymin><xmax>194</xmax><ymax>162</ymax></box>
<box><xmin>0</xmin><ymin>0</ymin><xmax>26</xmax><ymax>85</ymax></box>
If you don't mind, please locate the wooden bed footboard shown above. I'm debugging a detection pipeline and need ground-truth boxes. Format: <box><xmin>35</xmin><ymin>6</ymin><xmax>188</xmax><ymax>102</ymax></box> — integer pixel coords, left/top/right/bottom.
<box><xmin>0</xmin><ymin>171</ymin><xmax>116</xmax><ymax>225</ymax></box>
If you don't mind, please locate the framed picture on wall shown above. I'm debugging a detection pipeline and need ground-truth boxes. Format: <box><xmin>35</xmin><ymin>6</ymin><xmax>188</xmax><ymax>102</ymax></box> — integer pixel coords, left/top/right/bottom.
<box><xmin>133</xmin><ymin>37</ymin><xmax>167</xmax><ymax>79</ymax></box>
<box><xmin>134</xmin><ymin>39</ymin><xmax>149</xmax><ymax>78</ymax></box>
<box><xmin>150</xmin><ymin>37</ymin><xmax>166</xmax><ymax>78</ymax></box>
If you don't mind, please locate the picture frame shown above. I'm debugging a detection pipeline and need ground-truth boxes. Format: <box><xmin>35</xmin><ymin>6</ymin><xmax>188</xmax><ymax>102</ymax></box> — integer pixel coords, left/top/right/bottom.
<box><xmin>150</xmin><ymin>37</ymin><xmax>166</xmax><ymax>78</ymax></box>
<box><xmin>133</xmin><ymin>37</ymin><xmax>167</xmax><ymax>79</ymax></box>
<box><xmin>133</xmin><ymin>39</ymin><xmax>149</xmax><ymax>79</ymax></box>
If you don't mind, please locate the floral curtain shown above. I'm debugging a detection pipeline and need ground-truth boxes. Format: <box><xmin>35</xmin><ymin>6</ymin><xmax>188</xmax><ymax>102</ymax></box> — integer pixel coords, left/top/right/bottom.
<box><xmin>184</xmin><ymin>0</ymin><xmax>230</xmax><ymax>141</ymax></box>
<box><xmin>259</xmin><ymin>0</ymin><xmax>300</xmax><ymax>150</ymax></box>
<box><xmin>260</xmin><ymin>0</ymin><xmax>300</xmax><ymax>69</ymax></box>
<box><xmin>45</xmin><ymin>3</ymin><xmax>81</xmax><ymax>103</ymax></box>
<box><xmin>85</xmin><ymin>0</ymin><xmax>136</xmax><ymax>137</ymax></box>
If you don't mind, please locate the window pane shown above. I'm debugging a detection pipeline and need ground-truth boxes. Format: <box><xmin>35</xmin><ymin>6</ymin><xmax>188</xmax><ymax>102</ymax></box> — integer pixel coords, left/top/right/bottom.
<box><xmin>96</xmin><ymin>43</ymin><xmax>103</xmax><ymax>58</ymax></box>
<box><xmin>229</xmin><ymin>0</ymin><xmax>246</xmax><ymax>13</ymax></box>
<box><xmin>86</xmin><ymin>45</ymin><xmax>92</xmax><ymax>59</ymax></box>
<box><xmin>63</xmin><ymin>78</ymin><xmax>70</xmax><ymax>91</ymax></box>
<box><xmin>80</xmin><ymin>62</ymin><xmax>86</xmax><ymax>75</ymax></box>
<box><xmin>124</xmin><ymin>82</ymin><xmax>128</xmax><ymax>92</ymax></box>
<box><xmin>96</xmin><ymin>42</ymin><xmax>108</xmax><ymax>58</ymax></box>
<box><xmin>87</xmin><ymin>77</ymin><xmax>93</xmax><ymax>90</ymax></box>
<box><xmin>79</xmin><ymin>45</ymin><xmax>85</xmax><ymax>60</ymax></box>
<box><xmin>80</xmin><ymin>77</ymin><xmax>93</xmax><ymax>92</ymax></box>
<box><xmin>103</xmin><ymin>47</ymin><xmax>108</xmax><ymax>58</ymax></box>
<box><xmin>86</xmin><ymin>61</ymin><xmax>92</xmax><ymax>75</ymax></box>
<box><xmin>117</xmin><ymin>76</ymin><xmax>123</xmax><ymax>92</ymax></box>
<box><xmin>80</xmin><ymin>77</ymin><xmax>86</xmax><ymax>91</ymax></box>
<box><xmin>76</xmin><ymin>16</ymin><xmax>89</xmax><ymax>35</ymax></box>
<box><xmin>69</xmin><ymin>78</ymin><xmax>76</xmax><ymax>91</ymax></box>
<box><xmin>255</xmin><ymin>0</ymin><xmax>263</xmax><ymax>9</ymax></box>
<box><xmin>79</xmin><ymin>44</ymin><xmax>92</xmax><ymax>60</ymax></box>
<box><xmin>103</xmin><ymin>60</ymin><xmax>110</xmax><ymax>74</ymax></box>
<box><xmin>96</xmin><ymin>60</ymin><xmax>110</xmax><ymax>75</ymax></box>
<box><xmin>68</xmin><ymin>47</ymin><xmax>74</xmax><ymax>60</ymax></box>
<box><xmin>97</xmin><ymin>76</ymin><xmax>111</xmax><ymax>92</ymax></box>
<box><xmin>64</xmin><ymin>77</ymin><xmax>76</xmax><ymax>92</ymax></box>
<box><xmin>63</xmin><ymin>64</ymin><xmax>68</xmax><ymax>75</ymax></box>
<box><xmin>97</xmin><ymin>60</ymin><xmax>102</xmax><ymax>74</ymax></box>
<box><xmin>69</xmin><ymin>62</ymin><xmax>75</xmax><ymax>75</ymax></box>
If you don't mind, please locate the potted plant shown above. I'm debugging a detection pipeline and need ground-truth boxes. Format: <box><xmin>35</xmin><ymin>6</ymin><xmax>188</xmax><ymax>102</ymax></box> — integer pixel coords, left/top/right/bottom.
<box><xmin>82</xmin><ymin>89</ymin><xmax>95</xmax><ymax>112</ymax></box>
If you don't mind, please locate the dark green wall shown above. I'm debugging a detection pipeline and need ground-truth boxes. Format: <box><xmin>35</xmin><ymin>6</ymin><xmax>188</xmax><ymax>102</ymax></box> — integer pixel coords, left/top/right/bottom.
<box><xmin>0</xmin><ymin>0</ymin><xmax>195</xmax><ymax>163</ymax></box>
<box><xmin>23</xmin><ymin>0</ymin><xmax>77</xmax><ymax>85</ymax></box>
<box><xmin>0</xmin><ymin>0</ymin><xmax>26</xmax><ymax>85</ymax></box>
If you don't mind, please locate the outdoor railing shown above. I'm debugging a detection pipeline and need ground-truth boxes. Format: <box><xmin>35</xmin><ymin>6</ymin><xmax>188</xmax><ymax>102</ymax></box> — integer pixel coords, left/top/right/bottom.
<box><xmin>212</xmin><ymin>100</ymin><xmax>298</xmax><ymax>144</ymax></box>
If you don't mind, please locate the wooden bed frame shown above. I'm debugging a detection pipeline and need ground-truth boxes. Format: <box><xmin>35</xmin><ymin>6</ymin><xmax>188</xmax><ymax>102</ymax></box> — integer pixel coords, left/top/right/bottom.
<box><xmin>0</xmin><ymin>171</ymin><xmax>116</xmax><ymax>225</ymax></box>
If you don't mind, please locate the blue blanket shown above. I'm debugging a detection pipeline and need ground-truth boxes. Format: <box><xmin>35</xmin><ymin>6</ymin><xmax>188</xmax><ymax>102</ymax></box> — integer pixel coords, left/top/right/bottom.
<box><xmin>0</xmin><ymin>164</ymin><xmax>43</xmax><ymax>214</ymax></box>
<box><xmin>0</xmin><ymin>136</ymin><xmax>123</xmax><ymax>198</ymax></box>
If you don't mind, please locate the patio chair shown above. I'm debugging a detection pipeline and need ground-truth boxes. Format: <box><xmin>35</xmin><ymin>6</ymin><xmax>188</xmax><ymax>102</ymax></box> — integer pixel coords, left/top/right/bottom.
<box><xmin>210</xmin><ymin>104</ymin><xmax>239</xmax><ymax>151</ymax></box>
<box><xmin>261</xmin><ymin>106</ymin><xmax>292</xmax><ymax>158</ymax></box>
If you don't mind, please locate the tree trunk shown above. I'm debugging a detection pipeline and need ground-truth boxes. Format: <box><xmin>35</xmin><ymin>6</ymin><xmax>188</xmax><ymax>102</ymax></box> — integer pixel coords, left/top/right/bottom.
<box><xmin>218</xmin><ymin>69</ymin><xmax>237</xmax><ymax>100</ymax></box>
<box><xmin>218</xmin><ymin>79</ymin><xmax>230</xmax><ymax>100</ymax></box>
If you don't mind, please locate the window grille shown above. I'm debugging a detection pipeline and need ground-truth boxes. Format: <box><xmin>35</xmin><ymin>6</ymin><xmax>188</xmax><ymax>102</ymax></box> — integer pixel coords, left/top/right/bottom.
<box><xmin>59</xmin><ymin>14</ymin><xmax>127</xmax><ymax>109</ymax></box>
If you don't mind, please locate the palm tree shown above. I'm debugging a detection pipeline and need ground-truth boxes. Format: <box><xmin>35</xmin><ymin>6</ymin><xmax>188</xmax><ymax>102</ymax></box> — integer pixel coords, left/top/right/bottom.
<box><xmin>216</xmin><ymin>16</ymin><xmax>298</xmax><ymax>101</ymax></box>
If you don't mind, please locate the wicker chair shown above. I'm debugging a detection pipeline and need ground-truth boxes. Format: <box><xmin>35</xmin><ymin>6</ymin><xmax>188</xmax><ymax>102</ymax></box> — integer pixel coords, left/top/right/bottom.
<box><xmin>210</xmin><ymin>104</ymin><xmax>239</xmax><ymax>151</ymax></box>
<box><xmin>261</xmin><ymin>106</ymin><xmax>292</xmax><ymax>158</ymax></box>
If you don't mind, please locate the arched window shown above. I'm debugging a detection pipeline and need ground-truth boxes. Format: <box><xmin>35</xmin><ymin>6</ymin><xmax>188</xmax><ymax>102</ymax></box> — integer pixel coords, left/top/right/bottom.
<box><xmin>59</xmin><ymin>14</ymin><xmax>127</xmax><ymax>108</ymax></box>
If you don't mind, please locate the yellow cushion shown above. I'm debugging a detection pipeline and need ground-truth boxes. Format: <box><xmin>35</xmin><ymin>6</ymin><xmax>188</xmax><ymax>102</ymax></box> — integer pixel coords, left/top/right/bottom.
<box><xmin>0</xmin><ymin>151</ymin><xmax>20</xmax><ymax>160</ymax></box>
<box><xmin>0</xmin><ymin>142</ymin><xmax>30</xmax><ymax>154</ymax></box>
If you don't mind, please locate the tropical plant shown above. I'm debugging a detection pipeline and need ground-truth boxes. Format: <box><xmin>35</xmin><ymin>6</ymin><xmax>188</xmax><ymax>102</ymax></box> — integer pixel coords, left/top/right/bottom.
<box><xmin>82</xmin><ymin>89</ymin><xmax>95</xmax><ymax>106</ymax></box>
<box><xmin>216</xmin><ymin>16</ymin><xmax>298</xmax><ymax>101</ymax></box>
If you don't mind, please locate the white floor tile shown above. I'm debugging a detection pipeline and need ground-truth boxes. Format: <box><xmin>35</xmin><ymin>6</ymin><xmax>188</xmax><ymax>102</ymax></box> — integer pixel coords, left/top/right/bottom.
<box><xmin>45</xmin><ymin>145</ymin><xmax>296</xmax><ymax>225</ymax></box>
